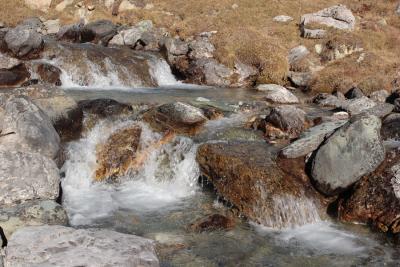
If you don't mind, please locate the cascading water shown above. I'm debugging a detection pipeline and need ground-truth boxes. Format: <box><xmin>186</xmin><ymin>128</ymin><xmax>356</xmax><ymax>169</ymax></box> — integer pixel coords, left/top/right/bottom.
<box><xmin>61</xmin><ymin>119</ymin><xmax>199</xmax><ymax>226</ymax></box>
<box><xmin>32</xmin><ymin>42</ymin><xmax>179</xmax><ymax>89</ymax></box>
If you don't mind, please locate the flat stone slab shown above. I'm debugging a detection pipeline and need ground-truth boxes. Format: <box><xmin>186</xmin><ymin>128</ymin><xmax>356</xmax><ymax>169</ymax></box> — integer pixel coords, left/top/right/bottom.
<box><xmin>5</xmin><ymin>225</ymin><xmax>159</xmax><ymax>267</ymax></box>
<box><xmin>281</xmin><ymin>120</ymin><xmax>347</xmax><ymax>158</ymax></box>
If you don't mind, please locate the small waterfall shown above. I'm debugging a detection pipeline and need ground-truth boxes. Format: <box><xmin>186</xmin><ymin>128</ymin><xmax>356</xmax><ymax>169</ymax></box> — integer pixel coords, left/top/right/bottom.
<box><xmin>61</xmin><ymin>119</ymin><xmax>199</xmax><ymax>226</ymax></box>
<box><xmin>38</xmin><ymin>42</ymin><xmax>179</xmax><ymax>89</ymax></box>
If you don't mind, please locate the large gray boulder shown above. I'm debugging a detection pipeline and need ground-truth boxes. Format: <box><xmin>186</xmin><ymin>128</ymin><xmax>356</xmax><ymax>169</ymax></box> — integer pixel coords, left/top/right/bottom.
<box><xmin>311</xmin><ymin>115</ymin><xmax>385</xmax><ymax>196</ymax></box>
<box><xmin>281</xmin><ymin>120</ymin><xmax>347</xmax><ymax>159</ymax></box>
<box><xmin>4</xmin><ymin>25</ymin><xmax>43</xmax><ymax>57</ymax></box>
<box><xmin>5</xmin><ymin>225</ymin><xmax>159</xmax><ymax>267</ymax></box>
<box><xmin>0</xmin><ymin>150</ymin><xmax>60</xmax><ymax>205</ymax></box>
<box><xmin>301</xmin><ymin>5</ymin><xmax>355</xmax><ymax>31</ymax></box>
<box><xmin>0</xmin><ymin>97</ymin><xmax>60</xmax><ymax>159</ymax></box>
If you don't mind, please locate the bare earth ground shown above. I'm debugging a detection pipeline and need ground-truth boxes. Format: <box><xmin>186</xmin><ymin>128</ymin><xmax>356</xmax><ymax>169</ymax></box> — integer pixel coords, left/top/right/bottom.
<box><xmin>1</xmin><ymin>0</ymin><xmax>399</xmax><ymax>92</ymax></box>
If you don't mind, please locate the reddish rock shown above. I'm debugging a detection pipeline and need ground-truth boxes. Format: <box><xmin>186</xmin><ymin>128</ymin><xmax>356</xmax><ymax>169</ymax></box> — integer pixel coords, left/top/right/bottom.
<box><xmin>95</xmin><ymin>125</ymin><xmax>142</xmax><ymax>182</ymax></box>
<box><xmin>197</xmin><ymin>141</ymin><xmax>324</xmax><ymax>228</ymax></box>
<box><xmin>338</xmin><ymin>151</ymin><xmax>400</xmax><ymax>234</ymax></box>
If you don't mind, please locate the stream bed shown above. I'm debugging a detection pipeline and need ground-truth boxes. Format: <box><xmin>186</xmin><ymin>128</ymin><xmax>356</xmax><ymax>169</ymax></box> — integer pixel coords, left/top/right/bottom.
<box><xmin>60</xmin><ymin>87</ymin><xmax>400</xmax><ymax>267</ymax></box>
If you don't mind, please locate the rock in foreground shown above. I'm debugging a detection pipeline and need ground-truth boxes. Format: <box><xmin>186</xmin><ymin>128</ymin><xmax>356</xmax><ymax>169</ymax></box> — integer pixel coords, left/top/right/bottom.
<box><xmin>0</xmin><ymin>150</ymin><xmax>60</xmax><ymax>205</ymax></box>
<box><xmin>197</xmin><ymin>141</ymin><xmax>322</xmax><ymax>228</ymax></box>
<box><xmin>5</xmin><ymin>225</ymin><xmax>159</xmax><ymax>267</ymax></box>
<box><xmin>311</xmin><ymin>115</ymin><xmax>385</xmax><ymax>196</ymax></box>
<box><xmin>338</xmin><ymin>152</ymin><xmax>400</xmax><ymax>235</ymax></box>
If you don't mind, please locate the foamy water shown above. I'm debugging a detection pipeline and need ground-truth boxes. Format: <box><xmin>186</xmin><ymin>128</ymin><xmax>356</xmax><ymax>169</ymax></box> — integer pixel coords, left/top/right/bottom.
<box><xmin>61</xmin><ymin>119</ymin><xmax>199</xmax><ymax>226</ymax></box>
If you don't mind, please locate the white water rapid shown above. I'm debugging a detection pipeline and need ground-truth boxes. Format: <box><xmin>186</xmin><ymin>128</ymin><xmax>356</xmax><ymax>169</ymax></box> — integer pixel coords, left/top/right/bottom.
<box><xmin>61</xmin><ymin>119</ymin><xmax>199</xmax><ymax>226</ymax></box>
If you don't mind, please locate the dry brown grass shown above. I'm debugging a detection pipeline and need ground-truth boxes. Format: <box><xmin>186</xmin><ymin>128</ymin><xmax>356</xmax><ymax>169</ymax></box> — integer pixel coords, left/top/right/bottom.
<box><xmin>0</xmin><ymin>0</ymin><xmax>399</xmax><ymax>90</ymax></box>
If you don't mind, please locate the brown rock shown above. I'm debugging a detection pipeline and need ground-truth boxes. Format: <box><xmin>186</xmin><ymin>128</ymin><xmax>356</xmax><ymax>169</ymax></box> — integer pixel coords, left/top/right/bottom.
<box><xmin>95</xmin><ymin>125</ymin><xmax>142</xmax><ymax>182</ymax></box>
<box><xmin>0</xmin><ymin>65</ymin><xmax>30</xmax><ymax>88</ymax></box>
<box><xmin>142</xmin><ymin>102</ymin><xmax>207</xmax><ymax>135</ymax></box>
<box><xmin>197</xmin><ymin>141</ymin><xmax>323</xmax><ymax>228</ymax></box>
<box><xmin>189</xmin><ymin>214</ymin><xmax>235</xmax><ymax>232</ymax></box>
<box><xmin>36</xmin><ymin>63</ymin><xmax>62</xmax><ymax>86</ymax></box>
<box><xmin>338</xmin><ymin>151</ymin><xmax>400</xmax><ymax>234</ymax></box>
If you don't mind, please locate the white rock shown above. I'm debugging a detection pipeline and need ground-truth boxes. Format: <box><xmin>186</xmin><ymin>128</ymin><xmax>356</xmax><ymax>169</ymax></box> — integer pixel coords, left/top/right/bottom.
<box><xmin>0</xmin><ymin>150</ymin><xmax>60</xmax><ymax>205</ymax></box>
<box><xmin>55</xmin><ymin>0</ymin><xmax>74</xmax><ymax>12</ymax></box>
<box><xmin>288</xmin><ymin>45</ymin><xmax>309</xmax><ymax>65</ymax></box>
<box><xmin>5</xmin><ymin>225</ymin><xmax>160</xmax><ymax>267</ymax></box>
<box><xmin>256</xmin><ymin>84</ymin><xmax>299</xmax><ymax>104</ymax></box>
<box><xmin>119</xmin><ymin>0</ymin><xmax>137</xmax><ymax>12</ymax></box>
<box><xmin>0</xmin><ymin>54</ymin><xmax>21</xmax><ymax>70</ymax></box>
<box><xmin>24</xmin><ymin>0</ymin><xmax>52</xmax><ymax>12</ymax></box>
<box><xmin>301</xmin><ymin>5</ymin><xmax>355</xmax><ymax>30</ymax></box>
<box><xmin>273</xmin><ymin>15</ymin><xmax>293</xmax><ymax>22</ymax></box>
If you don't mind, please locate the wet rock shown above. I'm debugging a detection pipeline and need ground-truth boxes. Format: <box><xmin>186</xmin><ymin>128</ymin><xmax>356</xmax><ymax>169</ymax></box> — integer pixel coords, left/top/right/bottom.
<box><xmin>34</xmin><ymin>63</ymin><xmax>62</xmax><ymax>85</ymax></box>
<box><xmin>394</xmin><ymin>98</ymin><xmax>400</xmax><ymax>113</ymax></box>
<box><xmin>81</xmin><ymin>20</ymin><xmax>117</xmax><ymax>45</ymax></box>
<box><xmin>0</xmin><ymin>97</ymin><xmax>60</xmax><ymax>159</ymax></box>
<box><xmin>78</xmin><ymin>98</ymin><xmax>132</xmax><ymax>117</ymax></box>
<box><xmin>300</xmin><ymin>5</ymin><xmax>355</xmax><ymax>31</ymax></box>
<box><xmin>265</xmin><ymin>105</ymin><xmax>306</xmax><ymax>139</ymax></box>
<box><xmin>0</xmin><ymin>54</ymin><xmax>21</xmax><ymax>70</ymax></box>
<box><xmin>5</xmin><ymin>225</ymin><xmax>159</xmax><ymax>267</ymax></box>
<box><xmin>311</xmin><ymin>115</ymin><xmax>385</xmax><ymax>196</ymax></box>
<box><xmin>338</xmin><ymin>151</ymin><xmax>400</xmax><ymax>235</ymax></box>
<box><xmin>95</xmin><ymin>125</ymin><xmax>142</xmax><ymax>181</ymax></box>
<box><xmin>0</xmin><ymin>150</ymin><xmax>60</xmax><ymax>205</ymax></box>
<box><xmin>0</xmin><ymin>200</ymin><xmax>68</xmax><ymax>239</ymax></box>
<box><xmin>0</xmin><ymin>65</ymin><xmax>30</xmax><ymax>88</ymax></box>
<box><xmin>281</xmin><ymin>120</ymin><xmax>347</xmax><ymax>159</ymax></box>
<box><xmin>369</xmin><ymin>90</ymin><xmax>389</xmax><ymax>103</ymax></box>
<box><xmin>24</xmin><ymin>0</ymin><xmax>52</xmax><ymax>12</ymax></box>
<box><xmin>5</xmin><ymin>25</ymin><xmax>43</xmax><ymax>58</ymax></box>
<box><xmin>256</xmin><ymin>84</ymin><xmax>299</xmax><ymax>104</ymax></box>
<box><xmin>143</xmin><ymin>102</ymin><xmax>207</xmax><ymax>134</ymax></box>
<box><xmin>189</xmin><ymin>214</ymin><xmax>235</xmax><ymax>232</ymax></box>
<box><xmin>197</xmin><ymin>141</ymin><xmax>322</xmax><ymax>228</ymax></box>
<box><xmin>381</xmin><ymin>113</ymin><xmax>400</xmax><ymax>140</ymax></box>
<box><xmin>273</xmin><ymin>15</ymin><xmax>293</xmax><ymax>23</ymax></box>
<box><xmin>345</xmin><ymin>87</ymin><xmax>364</xmax><ymax>99</ymax></box>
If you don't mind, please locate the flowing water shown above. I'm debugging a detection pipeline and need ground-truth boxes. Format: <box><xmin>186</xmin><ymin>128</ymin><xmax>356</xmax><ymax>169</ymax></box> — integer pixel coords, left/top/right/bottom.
<box><xmin>56</xmin><ymin>44</ymin><xmax>400</xmax><ymax>266</ymax></box>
